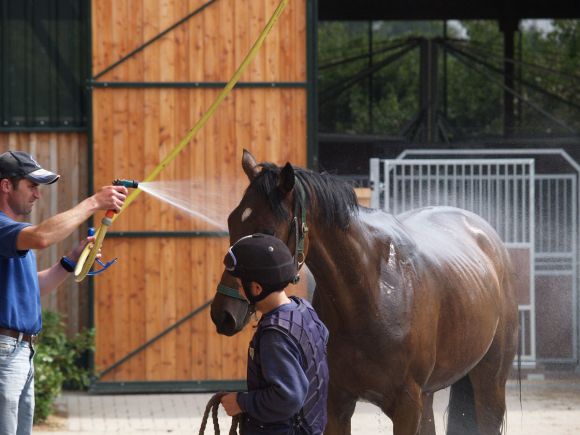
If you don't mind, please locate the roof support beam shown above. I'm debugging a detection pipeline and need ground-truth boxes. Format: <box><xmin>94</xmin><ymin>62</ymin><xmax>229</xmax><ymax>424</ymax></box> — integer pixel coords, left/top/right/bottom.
<box><xmin>500</xmin><ymin>18</ymin><xmax>520</xmax><ymax>138</ymax></box>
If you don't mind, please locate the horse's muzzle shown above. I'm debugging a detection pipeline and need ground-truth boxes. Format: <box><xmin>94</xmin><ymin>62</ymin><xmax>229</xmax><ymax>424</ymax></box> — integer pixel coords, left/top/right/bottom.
<box><xmin>211</xmin><ymin>309</ymin><xmax>238</xmax><ymax>336</ymax></box>
<box><xmin>210</xmin><ymin>296</ymin><xmax>252</xmax><ymax>336</ymax></box>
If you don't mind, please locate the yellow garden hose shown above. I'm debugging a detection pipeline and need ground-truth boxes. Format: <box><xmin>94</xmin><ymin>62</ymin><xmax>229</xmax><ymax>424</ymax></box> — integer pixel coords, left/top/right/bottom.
<box><xmin>74</xmin><ymin>0</ymin><xmax>289</xmax><ymax>282</ymax></box>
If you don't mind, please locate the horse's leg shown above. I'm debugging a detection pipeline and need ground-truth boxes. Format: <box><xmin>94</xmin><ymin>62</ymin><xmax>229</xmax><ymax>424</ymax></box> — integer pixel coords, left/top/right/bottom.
<box><xmin>468</xmin><ymin>369</ymin><xmax>507</xmax><ymax>435</ymax></box>
<box><xmin>417</xmin><ymin>392</ymin><xmax>436</xmax><ymax>435</ymax></box>
<box><xmin>447</xmin><ymin>375</ymin><xmax>478</xmax><ymax>435</ymax></box>
<box><xmin>448</xmin><ymin>326</ymin><xmax>516</xmax><ymax>435</ymax></box>
<box><xmin>324</xmin><ymin>382</ymin><xmax>357</xmax><ymax>435</ymax></box>
<box><xmin>468</xmin><ymin>293</ymin><xmax>518</xmax><ymax>435</ymax></box>
<box><xmin>388</xmin><ymin>382</ymin><xmax>423</xmax><ymax>435</ymax></box>
<box><xmin>465</xmin><ymin>344</ymin><xmax>513</xmax><ymax>434</ymax></box>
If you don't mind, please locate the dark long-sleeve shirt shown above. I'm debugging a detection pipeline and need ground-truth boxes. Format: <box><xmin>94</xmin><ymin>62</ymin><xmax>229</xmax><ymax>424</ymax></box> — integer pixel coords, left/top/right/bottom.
<box><xmin>237</xmin><ymin>300</ymin><xmax>309</xmax><ymax>429</ymax></box>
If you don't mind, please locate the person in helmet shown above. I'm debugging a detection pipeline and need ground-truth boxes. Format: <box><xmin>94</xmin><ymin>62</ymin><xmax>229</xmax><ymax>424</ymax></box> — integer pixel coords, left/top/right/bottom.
<box><xmin>220</xmin><ymin>233</ymin><xmax>329</xmax><ymax>435</ymax></box>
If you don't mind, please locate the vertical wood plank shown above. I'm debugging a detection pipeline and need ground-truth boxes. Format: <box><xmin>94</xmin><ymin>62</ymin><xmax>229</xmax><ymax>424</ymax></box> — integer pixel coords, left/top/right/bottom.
<box><xmin>126</xmin><ymin>15</ymin><xmax>147</xmax><ymax>374</ymax></box>
<box><xmin>128</xmin><ymin>237</ymin><xmax>147</xmax><ymax>379</ymax></box>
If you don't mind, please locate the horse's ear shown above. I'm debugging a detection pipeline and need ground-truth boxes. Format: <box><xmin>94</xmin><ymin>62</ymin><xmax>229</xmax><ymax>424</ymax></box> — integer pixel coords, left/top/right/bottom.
<box><xmin>277</xmin><ymin>162</ymin><xmax>295</xmax><ymax>195</ymax></box>
<box><xmin>242</xmin><ymin>149</ymin><xmax>260</xmax><ymax>181</ymax></box>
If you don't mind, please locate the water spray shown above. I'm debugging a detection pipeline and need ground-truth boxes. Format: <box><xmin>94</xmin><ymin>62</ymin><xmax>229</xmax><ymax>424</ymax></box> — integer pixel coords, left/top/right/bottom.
<box><xmin>72</xmin><ymin>0</ymin><xmax>289</xmax><ymax>282</ymax></box>
<box><xmin>73</xmin><ymin>179</ymin><xmax>140</xmax><ymax>282</ymax></box>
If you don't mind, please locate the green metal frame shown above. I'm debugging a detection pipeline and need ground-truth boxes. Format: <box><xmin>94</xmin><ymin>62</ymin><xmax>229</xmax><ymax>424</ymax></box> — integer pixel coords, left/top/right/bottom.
<box><xmin>0</xmin><ymin>126</ymin><xmax>86</xmax><ymax>133</ymax></box>
<box><xmin>91</xmin><ymin>81</ymin><xmax>306</xmax><ymax>88</ymax></box>
<box><xmin>86</xmin><ymin>0</ymin><xmax>96</xmax><ymax>375</ymax></box>
<box><xmin>107</xmin><ymin>231</ymin><xmax>228</xmax><ymax>238</ymax></box>
<box><xmin>90</xmin><ymin>380</ymin><xmax>246</xmax><ymax>395</ymax></box>
<box><xmin>0</xmin><ymin>1</ymin><xmax>88</xmax><ymax>131</ymax></box>
<box><xmin>306</xmin><ymin>0</ymin><xmax>318</xmax><ymax>170</ymax></box>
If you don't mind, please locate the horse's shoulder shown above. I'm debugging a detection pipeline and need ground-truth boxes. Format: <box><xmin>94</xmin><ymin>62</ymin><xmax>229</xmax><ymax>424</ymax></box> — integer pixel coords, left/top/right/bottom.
<box><xmin>359</xmin><ymin>208</ymin><xmax>416</xmax><ymax>245</ymax></box>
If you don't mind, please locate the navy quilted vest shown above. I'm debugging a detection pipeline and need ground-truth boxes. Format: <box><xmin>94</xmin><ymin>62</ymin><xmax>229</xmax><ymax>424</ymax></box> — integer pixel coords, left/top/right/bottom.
<box><xmin>246</xmin><ymin>296</ymin><xmax>329</xmax><ymax>434</ymax></box>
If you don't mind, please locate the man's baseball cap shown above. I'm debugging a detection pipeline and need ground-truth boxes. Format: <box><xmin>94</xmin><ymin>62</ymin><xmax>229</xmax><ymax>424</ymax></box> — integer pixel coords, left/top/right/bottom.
<box><xmin>0</xmin><ymin>151</ymin><xmax>60</xmax><ymax>184</ymax></box>
<box><xmin>224</xmin><ymin>233</ymin><xmax>297</xmax><ymax>286</ymax></box>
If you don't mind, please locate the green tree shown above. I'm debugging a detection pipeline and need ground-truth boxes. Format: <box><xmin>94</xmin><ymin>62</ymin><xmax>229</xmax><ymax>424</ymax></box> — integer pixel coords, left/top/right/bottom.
<box><xmin>318</xmin><ymin>19</ymin><xmax>580</xmax><ymax>140</ymax></box>
<box><xmin>518</xmin><ymin>20</ymin><xmax>580</xmax><ymax>134</ymax></box>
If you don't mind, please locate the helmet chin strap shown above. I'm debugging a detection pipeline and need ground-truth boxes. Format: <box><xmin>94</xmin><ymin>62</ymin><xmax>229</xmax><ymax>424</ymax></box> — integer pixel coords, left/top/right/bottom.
<box><xmin>241</xmin><ymin>281</ymin><xmax>272</xmax><ymax>305</ymax></box>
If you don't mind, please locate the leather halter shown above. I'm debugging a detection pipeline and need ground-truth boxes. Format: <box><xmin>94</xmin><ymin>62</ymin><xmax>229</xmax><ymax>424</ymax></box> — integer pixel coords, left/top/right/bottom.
<box><xmin>289</xmin><ymin>178</ymin><xmax>308</xmax><ymax>277</ymax></box>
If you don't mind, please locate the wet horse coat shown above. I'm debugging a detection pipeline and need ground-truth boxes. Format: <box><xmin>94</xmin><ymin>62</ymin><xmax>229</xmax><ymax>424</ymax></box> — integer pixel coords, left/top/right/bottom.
<box><xmin>211</xmin><ymin>150</ymin><xmax>519</xmax><ymax>435</ymax></box>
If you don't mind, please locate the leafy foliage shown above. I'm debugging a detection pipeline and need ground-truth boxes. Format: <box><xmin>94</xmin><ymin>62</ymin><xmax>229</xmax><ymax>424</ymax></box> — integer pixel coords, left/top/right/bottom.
<box><xmin>518</xmin><ymin>20</ymin><xmax>580</xmax><ymax>134</ymax></box>
<box><xmin>318</xmin><ymin>19</ymin><xmax>580</xmax><ymax>140</ymax></box>
<box><xmin>34</xmin><ymin>310</ymin><xmax>94</xmax><ymax>424</ymax></box>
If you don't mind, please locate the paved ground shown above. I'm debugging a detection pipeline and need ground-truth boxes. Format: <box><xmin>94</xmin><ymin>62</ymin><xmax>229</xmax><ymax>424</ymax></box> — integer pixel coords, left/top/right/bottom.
<box><xmin>34</xmin><ymin>378</ymin><xmax>580</xmax><ymax>434</ymax></box>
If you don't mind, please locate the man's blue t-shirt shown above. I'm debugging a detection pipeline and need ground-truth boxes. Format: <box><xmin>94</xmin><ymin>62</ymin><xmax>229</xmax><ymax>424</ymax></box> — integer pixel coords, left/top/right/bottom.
<box><xmin>0</xmin><ymin>211</ymin><xmax>42</xmax><ymax>335</ymax></box>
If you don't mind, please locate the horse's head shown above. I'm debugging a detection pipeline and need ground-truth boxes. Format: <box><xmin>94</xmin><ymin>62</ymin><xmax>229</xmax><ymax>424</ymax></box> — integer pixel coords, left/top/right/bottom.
<box><xmin>210</xmin><ymin>149</ymin><xmax>310</xmax><ymax>336</ymax></box>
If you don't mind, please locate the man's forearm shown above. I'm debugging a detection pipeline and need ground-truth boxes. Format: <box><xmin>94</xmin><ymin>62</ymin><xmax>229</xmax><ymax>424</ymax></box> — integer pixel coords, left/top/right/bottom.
<box><xmin>38</xmin><ymin>262</ymin><xmax>71</xmax><ymax>296</ymax></box>
<box><xmin>17</xmin><ymin>197</ymin><xmax>98</xmax><ymax>251</ymax></box>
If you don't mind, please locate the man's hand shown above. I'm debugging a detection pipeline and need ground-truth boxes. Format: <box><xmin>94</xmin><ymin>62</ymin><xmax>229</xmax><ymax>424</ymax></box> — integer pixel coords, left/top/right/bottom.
<box><xmin>69</xmin><ymin>235</ymin><xmax>101</xmax><ymax>263</ymax></box>
<box><xmin>91</xmin><ymin>185</ymin><xmax>128</xmax><ymax>212</ymax></box>
<box><xmin>220</xmin><ymin>392</ymin><xmax>242</xmax><ymax>416</ymax></box>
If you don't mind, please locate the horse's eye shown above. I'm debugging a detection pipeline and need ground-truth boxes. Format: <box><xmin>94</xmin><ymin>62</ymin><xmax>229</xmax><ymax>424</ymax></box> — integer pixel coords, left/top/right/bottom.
<box><xmin>261</xmin><ymin>229</ymin><xmax>276</xmax><ymax>236</ymax></box>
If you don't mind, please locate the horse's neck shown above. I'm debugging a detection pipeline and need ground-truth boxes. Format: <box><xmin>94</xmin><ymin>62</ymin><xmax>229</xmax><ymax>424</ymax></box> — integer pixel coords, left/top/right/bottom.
<box><xmin>306</xmin><ymin>219</ymin><xmax>382</xmax><ymax>329</ymax></box>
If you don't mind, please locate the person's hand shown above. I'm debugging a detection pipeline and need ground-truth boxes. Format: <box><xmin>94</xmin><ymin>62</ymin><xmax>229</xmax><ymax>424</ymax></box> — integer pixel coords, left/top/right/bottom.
<box><xmin>92</xmin><ymin>186</ymin><xmax>128</xmax><ymax>212</ymax></box>
<box><xmin>220</xmin><ymin>392</ymin><xmax>242</xmax><ymax>416</ymax></box>
<box><xmin>69</xmin><ymin>235</ymin><xmax>101</xmax><ymax>262</ymax></box>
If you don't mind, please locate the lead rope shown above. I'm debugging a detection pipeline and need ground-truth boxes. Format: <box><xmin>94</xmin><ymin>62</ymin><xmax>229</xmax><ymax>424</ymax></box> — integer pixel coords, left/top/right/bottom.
<box><xmin>198</xmin><ymin>393</ymin><xmax>241</xmax><ymax>435</ymax></box>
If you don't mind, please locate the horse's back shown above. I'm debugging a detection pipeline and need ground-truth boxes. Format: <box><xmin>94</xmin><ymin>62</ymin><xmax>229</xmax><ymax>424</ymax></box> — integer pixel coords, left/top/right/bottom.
<box><xmin>400</xmin><ymin>206</ymin><xmax>507</xmax><ymax>265</ymax></box>
<box><xmin>399</xmin><ymin>205</ymin><xmax>515</xmax><ymax>306</ymax></box>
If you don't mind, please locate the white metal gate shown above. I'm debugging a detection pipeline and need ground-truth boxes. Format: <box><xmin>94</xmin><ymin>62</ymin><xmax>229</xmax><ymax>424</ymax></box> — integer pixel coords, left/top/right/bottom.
<box><xmin>370</xmin><ymin>157</ymin><xmax>537</xmax><ymax>362</ymax></box>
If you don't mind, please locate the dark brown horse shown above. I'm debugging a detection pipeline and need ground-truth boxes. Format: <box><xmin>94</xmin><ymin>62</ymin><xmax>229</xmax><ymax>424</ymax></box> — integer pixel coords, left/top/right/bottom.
<box><xmin>211</xmin><ymin>150</ymin><xmax>519</xmax><ymax>435</ymax></box>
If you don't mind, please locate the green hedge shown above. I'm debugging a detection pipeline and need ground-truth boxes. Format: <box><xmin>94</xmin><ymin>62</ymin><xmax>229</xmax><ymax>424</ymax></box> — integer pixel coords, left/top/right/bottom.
<box><xmin>34</xmin><ymin>310</ymin><xmax>94</xmax><ymax>424</ymax></box>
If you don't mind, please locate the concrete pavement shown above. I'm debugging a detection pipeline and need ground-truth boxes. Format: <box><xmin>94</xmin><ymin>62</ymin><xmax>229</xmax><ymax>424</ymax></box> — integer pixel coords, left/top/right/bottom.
<box><xmin>35</xmin><ymin>392</ymin><xmax>395</xmax><ymax>434</ymax></box>
<box><xmin>33</xmin><ymin>379</ymin><xmax>580</xmax><ymax>434</ymax></box>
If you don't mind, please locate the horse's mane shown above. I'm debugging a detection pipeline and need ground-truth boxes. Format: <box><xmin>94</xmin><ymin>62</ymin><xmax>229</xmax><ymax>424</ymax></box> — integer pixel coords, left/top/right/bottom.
<box><xmin>249</xmin><ymin>162</ymin><xmax>359</xmax><ymax>229</ymax></box>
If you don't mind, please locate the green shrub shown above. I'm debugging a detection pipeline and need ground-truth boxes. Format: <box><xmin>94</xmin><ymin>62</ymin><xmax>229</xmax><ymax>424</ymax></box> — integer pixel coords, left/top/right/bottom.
<box><xmin>34</xmin><ymin>310</ymin><xmax>95</xmax><ymax>424</ymax></box>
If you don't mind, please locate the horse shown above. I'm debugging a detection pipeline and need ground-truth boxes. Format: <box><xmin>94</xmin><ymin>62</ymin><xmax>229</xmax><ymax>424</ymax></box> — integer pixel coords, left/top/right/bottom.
<box><xmin>210</xmin><ymin>149</ymin><xmax>519</xmax><ymax>435</ymax></box>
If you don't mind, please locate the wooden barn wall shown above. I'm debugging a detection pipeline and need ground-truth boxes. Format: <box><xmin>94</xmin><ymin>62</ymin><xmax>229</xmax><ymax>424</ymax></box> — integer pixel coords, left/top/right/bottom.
<box><xmin>91</xmin><ymin>0</ymin><xmax>308</xmax><ymax>382</ymax></box>
<box><xmin>0</xmin><ymin>132</ymin><xmax>89</xmax><ymax>336</ymax></box>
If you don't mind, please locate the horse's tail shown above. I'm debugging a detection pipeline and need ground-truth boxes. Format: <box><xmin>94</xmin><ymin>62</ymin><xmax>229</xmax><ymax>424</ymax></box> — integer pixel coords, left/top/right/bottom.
<box><xmin>500</xmin><ymin>336</ymin><xmax>522</xmax><ymax>435</ymax></box>
<box><xmin>514</xmin><ymin>322</ymin><xmax>523</xmax><ymax>432</ymax></box>
<box><xmin>446</xmin><ymin>375</ymin><xmax>479</xmax><ymax>435</ymax></box>
<box><xmin>501</xmin><ymin>230</ymin><xmax>522</xmax><ymax>435</ymax></box>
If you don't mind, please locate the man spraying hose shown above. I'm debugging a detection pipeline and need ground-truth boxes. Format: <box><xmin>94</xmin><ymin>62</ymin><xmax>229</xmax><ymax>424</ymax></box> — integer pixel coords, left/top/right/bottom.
<box><xmin>0</xmin><ymin>150</ymin><xmax>126</xmax><ymax>434</ymax></box>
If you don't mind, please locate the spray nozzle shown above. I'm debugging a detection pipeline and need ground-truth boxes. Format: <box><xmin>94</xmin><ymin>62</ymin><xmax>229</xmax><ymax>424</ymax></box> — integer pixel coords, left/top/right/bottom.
<box><xmin>113</xmin><ymin>179</ymin><xmax>139</xmax><ymax>188</ymax></box>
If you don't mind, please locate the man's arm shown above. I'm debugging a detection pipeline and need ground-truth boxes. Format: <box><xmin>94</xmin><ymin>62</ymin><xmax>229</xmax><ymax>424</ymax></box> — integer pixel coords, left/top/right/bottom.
<box><xmin>38</xmin><ymin>262</ymin><xmax>71</xmax><ymax>297</ymax></box>
<box><xmin>37</xmin><ymin>236</ymin><xmax>96</xmax><ymax>296</ymax></box>
<box><xmin>16</xmin><ymin>185</ymin><xmax>126</xmax><ymax>251</ymax></box>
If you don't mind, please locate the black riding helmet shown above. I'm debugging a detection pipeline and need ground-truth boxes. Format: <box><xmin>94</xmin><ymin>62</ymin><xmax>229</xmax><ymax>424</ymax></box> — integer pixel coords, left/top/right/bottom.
<box><xmin>224</xmin><ymin>234</ymin><xmax>297</xmax><ymax>300</ymax></box>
